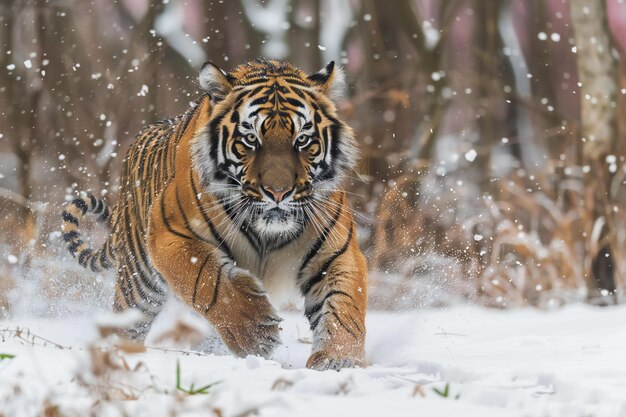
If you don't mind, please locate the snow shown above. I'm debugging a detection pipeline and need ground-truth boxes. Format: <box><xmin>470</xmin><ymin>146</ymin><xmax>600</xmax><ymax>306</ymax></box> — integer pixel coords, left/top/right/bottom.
<box><xmin>465</xmin><ymin>149</ymin><xmax>478</xmax><ymax>162</ymax></box>
<box><xmin>1</xmin><ymin>302</ymin><xmax>625</xmax><ymax>416</ymax></box>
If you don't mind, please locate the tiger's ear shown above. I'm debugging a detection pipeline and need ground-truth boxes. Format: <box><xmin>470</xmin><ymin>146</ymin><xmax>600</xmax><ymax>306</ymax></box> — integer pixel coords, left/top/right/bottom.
<box><xmin>307</xmin><ymin>61</ymin><xmax>346</xmax><ymax>103</ymax></box>
<box><xmin>199</xmin><ymin>62</ymin><xmax>233</xmax><ymax>103</ymax></box>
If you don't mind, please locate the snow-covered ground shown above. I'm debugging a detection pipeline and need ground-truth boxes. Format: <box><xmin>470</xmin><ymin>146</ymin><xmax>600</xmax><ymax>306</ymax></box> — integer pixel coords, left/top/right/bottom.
<box><xmin>1</xmin><ymin>301</ymin><xmax>625</xmax><ymax>416</ymax></box>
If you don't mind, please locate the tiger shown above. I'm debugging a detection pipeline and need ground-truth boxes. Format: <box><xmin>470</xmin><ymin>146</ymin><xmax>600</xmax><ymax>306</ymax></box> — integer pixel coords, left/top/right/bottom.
<box><xmin>61</xmin><ymin>59</ymin><xmax>367</xmax><ymax>370</ymax></box>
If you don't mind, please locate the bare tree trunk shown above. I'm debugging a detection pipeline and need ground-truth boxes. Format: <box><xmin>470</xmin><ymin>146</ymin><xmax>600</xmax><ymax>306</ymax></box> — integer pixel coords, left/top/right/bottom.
<box><xmin>569</xmin><ymin>0</ymin><xmax>621</xmax><ymax>303</ymax></box>
<box><xmin>0</xmin><ymin>3</ymin><xmax>37</xmax><ymax>249</ymax></box>
<box><xmin>356</xmin><ymin>0</ymin><xmax>460</xmax><ymax>186</ymax></box>
<box><xmin>144</xmin><ymin>0</ymin><xmax>165</xmax><ymax>123</ymax></box>
<box><xmin>288</xmin><ymin>0</ymin><xmax>322</xmax><ymax>70</ymax></box>
<box><xmin>473</xmin><ymin>0</ymin><xmax>502</xmax><ymax>192</ymax></box>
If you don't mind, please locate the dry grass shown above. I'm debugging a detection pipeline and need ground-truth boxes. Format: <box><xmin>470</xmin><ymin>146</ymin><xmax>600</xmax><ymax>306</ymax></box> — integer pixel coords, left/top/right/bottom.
<box><xmin>369</xmin><ymin>162</ymin><xmax>626</xmax><ymax>309</ymax></box>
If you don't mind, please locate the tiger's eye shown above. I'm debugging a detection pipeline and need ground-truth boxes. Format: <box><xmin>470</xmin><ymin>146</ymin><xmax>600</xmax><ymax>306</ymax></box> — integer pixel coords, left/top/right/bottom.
<box><xmin>240</xmin><ymin>133</ymin><xmax>259</xmax><ymax>149</ymax></box>
<box><xmin>296</xmin><ymin>135</ymin><xmax>312</xmax><ymax>147</ymax></box>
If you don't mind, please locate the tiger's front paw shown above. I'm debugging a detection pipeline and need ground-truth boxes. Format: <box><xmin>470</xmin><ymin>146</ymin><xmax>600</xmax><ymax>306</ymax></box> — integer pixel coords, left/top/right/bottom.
<box><xmin>306</xmin><ymin>350</ymin><xmax>364</xmax><ymax>371</ymax></box>
<box><xmin>215</xmin><ymin>271</ymin><xmax>282</xmax><ymax>358</ymax></box>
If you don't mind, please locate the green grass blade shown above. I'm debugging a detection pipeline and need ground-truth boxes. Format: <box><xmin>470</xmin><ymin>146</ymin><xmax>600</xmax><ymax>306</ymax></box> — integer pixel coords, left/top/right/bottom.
<box><xmin>432</xmin><ymin>383</ymin><xmax>451</xmax><ymax>398</ymax></box>
<box><xmin>176</xmin><ymin>360</ymin><xmax>182</xmax><ymax>390</ymax></box>
<box><xmin>175</xmin><ymin>359</ymin><xmax>220</xmax><ymax>395</ymax></box>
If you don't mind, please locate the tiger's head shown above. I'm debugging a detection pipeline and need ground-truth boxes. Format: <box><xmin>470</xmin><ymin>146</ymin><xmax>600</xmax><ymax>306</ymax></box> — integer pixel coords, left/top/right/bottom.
<box><xmin>192</xmin><ymin>59</ymin><xmax>356</xmax><ymax>240</ymax></box>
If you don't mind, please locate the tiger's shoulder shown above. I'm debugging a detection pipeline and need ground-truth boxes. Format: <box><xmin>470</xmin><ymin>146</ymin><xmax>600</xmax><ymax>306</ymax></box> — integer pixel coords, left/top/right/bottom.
<box><xmin>121</xmin><ymin>104</ymin><xmax>204</xmax><ymax>175</ymax></box>
<box><xmin>128</xmin><ymin>114</ymin><xmax>184</xmax><ymax>150</ymax></box>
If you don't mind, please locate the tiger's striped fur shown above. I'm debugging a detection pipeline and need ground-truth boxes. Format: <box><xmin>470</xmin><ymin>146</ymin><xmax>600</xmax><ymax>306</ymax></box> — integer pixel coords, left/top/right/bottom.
<box><xmin>61</xmin><ymin>59</ymin><xmax>367</xmax><ymax>370</ymax></box>
<box><xmin>62</xmin><ymin>194</ymin><xmax>113</xmax><ymax>272</ymax></box>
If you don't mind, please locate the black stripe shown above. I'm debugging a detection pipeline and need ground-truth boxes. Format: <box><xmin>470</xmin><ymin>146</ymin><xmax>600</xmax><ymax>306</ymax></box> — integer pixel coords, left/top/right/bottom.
<box><xmin>68</xmin><ymin>240</ymin><xmax>84</xmax><ymax>254</ymax></box>
<box><xmin>347</xmin><ymin>314</ymin><xmax>365</xmax><ymax>334</ymax></box>
<box><xmin>123</xmin><ymin>206</ymin><xmax>145</xmax><ymax>302</ymax></box>
<box><xmin>305</xmin><ymin>302</ymin><xmax>323</xmax><ymax>323</ymax></box>
<box><xmin>89</xmin><ymin>194</ymin><xmax>97</xmax><ymax>210</ymax></box>
<box><xmin>332</xmin><ymin>311</ymin><xmax>358</xmax><ymax>339</ymax></box>
<box><xmin>298</xmin><ymin>199</ymin><xmax>343</xmax><ymax>276</ymax></box>
<box><xmin>230</xmin><ymin>109</ymin><xmax>240</xmax><ymax>123</ymax></box>
<box><xmin>329</xmin><ymin>123</ymin><xmax>341</xmax><ymax>159</ymax></box>
<box><xmin>72</xmin><ymin>198</ymin><xmax>88</xmax><ymax>214</ymax></box>
<box><xmin>208</xmin><ymin>114</ymin><xmax>224</xmax><ymax>163</ymax></box>
<box><xmin>63</xmin><ymin>231</ymin><xmax>80</xmax><ymax>242</ymax></box>
<box><xmin>131</xmin><ymin>294</ymin><xmax>157</xmax><ymax>315</ymax></box>
<box><xmin>163</xmin><ymin>124</ymin><xmax>174</xmax><ymax>168</ymax></box>
<box><xmin>90</xmin><ymin>253</ymin><xmax>99</xmax><ymax>272</ymax></box>
<box><xmin>236</xmin><ymin>76</ymin><xmax>270</xmax><ymax>86</ymax></box>
<box><xmin>207</xmin><ymin>217</ymin><xmax>233</xmax><ymax>260</ymax></box>
<box><xmin>100</xmin><ymin>244</ymin><xmax>113</xmax><ymax>269</ymax></box>
<box><xmin>119</xmin><ymin>205</ymin><xmax>155</xmax><ymax>299</ymax></box>
<box><xmin>143</xmin><ymin>149</ymin><xmax>157</xmax><ymax>200</ymax></box>
<box><xmin>222</xmin><ymin>199</ymin><xmax>262</xmax><ymax>255</ymax></box>
<box><xmin>221</xmin><ymin>125</ymin><xmax>230</xmax><ymax>164</ymax></box>
<box><xmin>311</xmin><ymin>311</ymin><xmax>329</xmax><ymax>330</ymax></box>
<box><xmin>94</xmin><ymin>199</ymin><xmax>104</xmax><ymax>214</ymax></box>
<box><xmin>301</xmin><ymin>225</ymin><xmax>353</xmax><ymax>295</ymax></box>
<box><xmin>248</xmin><ymin>106</ymin><xmax>265</xmax><ymax>119</ymax></box>
<box><xmin>78</xmin><ymin>249</ymin><xmax>92</xmax><ymax>266</ymax></box>
<box><xmin>305</xmin><ymin>290</ymin><xmax>354</xmax><ymax>322</ymax></box>
<box><xmin>315</xmin><ymin>161</ymin><xmax>335</xmax><ymax>182</ymax></box>
<box><xmin>189</xmin><ymin>168</ymin><xmax>211</xmax><ymax>226</ymax></box>
<box><xmin>107</xmin><ymin>238</ymin><xmax>116</xmax><ymax>262</ymax></box>
<box><xmin>193</xmin><ymin>255</ymin><xmax>211</xmax><ymax>307</ymax></box>
<box><xmin>246</xmin><ymin>85</ymin><xmax>265</xmax><ymax>97</ymax></box>
<box><xmin>150</xmin><ymin>143</ymin><xmax>165</xmax><ymax>194</ymax></box>
<box><xmin>160</xmin><ymin>194</ymin><xmax>194</xmax><ymax>240</ymax></box>
<box><xmin>117</xmin><ymin>268</ymin><xmax>135</xmax><ymax>309</ymax></box>
<box><xmin>188</xmin><ymin>170</ymin><xmax>234</xmax><ymax>259</ymax></box>
<box><xmin>321</xmin><ymin>126</ymin><xmax>330</xmax><ymax>162</ymax></box>
<box><xmin>285</xmin><ymin>97</ymin><xmax>304</xmax><ymax>108</ymax></box>
<box><xmin>250</xmin><ymin>96</ymin><xmax>268</xmax><ymax>107</ymax></box>
<box><xmin>291</xmin><ymin>86</ymin><xmax>306</xmax><ymax>99</ymax></box>
<box><xmin>99</xmin><ymin>205</ymin><xmax>110</xmax><ymax>222</ymax></box>
<box><xmin>282</xmin><ymin>77</ymin><xmax>310</xmax><ymax>87</ymax></box>
<box><xmin>122</xmin><ymin>252</ymin><xmax>150</xmax><ymax>303</ymax></box>
<box><xmin>301</xmin><ymin>88</ymin><xmax>319</xmax><ymax>103</ymax></box>
<box><xmin>157</xmin><ymin>143</ymin><xmax>169</xmax><ymax>189</ymax></box>
<box><xmin>230</xmin><ymin>139</ymin><xmax>246</xmax><ymax>159</ymax></box>
<box><xmin>119</xmin><ymin>256</ymin><xmax>145</xmax><ymax>308</ymax></box>
<box><xmin>128</xmin><ymin>260</ymin><xmax>158</xmax><ymax>299</ymax></box>
<box><xmin>62</xmin><ymin>211</ymin><xmax>79</xmax><ymax>226</ymax></box>
<box><xmin>204</xmin><ymin>262</ymin><xmax>224</xmax><ymax>313</ymax></box>
<box><xmin>135</xmin><ymin>134</ymin><xmax>158</xmax><ymax>206</ymax></box>
<box><xmin>175</xmin><ymin>187</ymin><xmax>211</xmax><ymax>244</ymax></box>
<box><xmin>129</xmin><ymin>219</ymin><xmax>166</xmax><ymax>295</ymax></box>
<box><xmin>141</xmin><ymin>143</ymin><xmax>161</xmax><ymax>213</ymax></box>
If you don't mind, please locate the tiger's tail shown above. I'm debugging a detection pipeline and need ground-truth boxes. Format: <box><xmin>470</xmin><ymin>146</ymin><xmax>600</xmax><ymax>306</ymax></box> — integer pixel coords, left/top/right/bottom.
<box><xmin>61</xmin><ymin>194</ymin><xmax>115</xmax><ymax>272</ymax></box>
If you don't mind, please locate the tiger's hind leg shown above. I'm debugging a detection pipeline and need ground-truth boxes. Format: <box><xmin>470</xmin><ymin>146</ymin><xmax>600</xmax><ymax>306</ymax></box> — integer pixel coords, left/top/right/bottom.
<box><xmin>112</xmin><ymin>259</ymin><xmax>168</xmax><ymax>343</ymax></box>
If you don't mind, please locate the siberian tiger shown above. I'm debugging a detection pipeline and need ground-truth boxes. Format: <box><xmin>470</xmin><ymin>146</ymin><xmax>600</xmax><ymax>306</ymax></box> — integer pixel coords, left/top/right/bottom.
<box><xmin>61</xmin><ymin>59</ymin><xmax>367</xmax><ymax>370</ymax></box>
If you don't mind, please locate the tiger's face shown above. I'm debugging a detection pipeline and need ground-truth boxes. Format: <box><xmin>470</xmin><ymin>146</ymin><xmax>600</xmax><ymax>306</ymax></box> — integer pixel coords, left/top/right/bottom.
<box><xmin>192</xmin><ymin>60</ymin><xmax>356</xmax><ymax>240</ymax></box>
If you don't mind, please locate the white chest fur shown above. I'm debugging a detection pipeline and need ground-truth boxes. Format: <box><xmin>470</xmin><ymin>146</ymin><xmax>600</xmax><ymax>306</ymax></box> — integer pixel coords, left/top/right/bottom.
<box><xmin>230</xmin><ymin>236</ymin><xmax>310</xmax><ymax>309</ymax></box>
<box><xmin>258</xmin><ymin>248</ymin><xmax>303</xmax><ymax>308</ymax></box>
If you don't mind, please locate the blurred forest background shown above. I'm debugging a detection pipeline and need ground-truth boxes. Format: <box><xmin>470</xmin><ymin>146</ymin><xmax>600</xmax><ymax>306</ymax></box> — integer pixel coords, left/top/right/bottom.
<box><xmin>1</xmin><ymin>0</ymin><xmax>626</xmax><ymax>316</ymax></box>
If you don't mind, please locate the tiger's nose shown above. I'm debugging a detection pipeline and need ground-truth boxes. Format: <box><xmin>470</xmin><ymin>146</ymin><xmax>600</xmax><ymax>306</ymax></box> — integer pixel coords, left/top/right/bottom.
<box><xmin>263</xmin><ymin>186</ymin><xmax>292</xmax><ymax>202</ymax></box>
